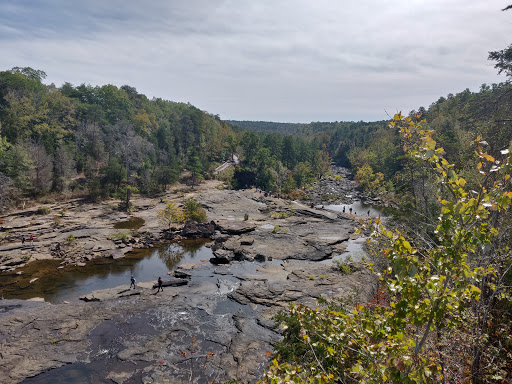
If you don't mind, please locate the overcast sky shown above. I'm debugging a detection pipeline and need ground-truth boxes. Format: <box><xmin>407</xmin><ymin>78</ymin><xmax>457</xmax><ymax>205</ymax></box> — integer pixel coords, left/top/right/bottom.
<box><xmin>1</xmin><ymin>1</ymin><xmax>511</xmax><ymax>122</ymax></box>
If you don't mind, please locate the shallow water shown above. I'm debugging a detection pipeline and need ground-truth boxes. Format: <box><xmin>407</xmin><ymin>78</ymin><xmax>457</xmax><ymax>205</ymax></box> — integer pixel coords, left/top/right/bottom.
<box><xmin>325</xmin><ymin>200</ymin><xmax>383</xmax><ymax>217</ymax></box>
<box><xmin>113</xmin><ymin>216</ymin><xmax>145</xmax><ymax>230</ymax></box>
<box><xmin>0</xmin><ymin>239</ymin><xmax>212</xmax><ymax>303</ymax></box>
<box><xmin>321</xmin><ymin>201</ymin><xmax>385</xmax><ymax>264</ymax></box>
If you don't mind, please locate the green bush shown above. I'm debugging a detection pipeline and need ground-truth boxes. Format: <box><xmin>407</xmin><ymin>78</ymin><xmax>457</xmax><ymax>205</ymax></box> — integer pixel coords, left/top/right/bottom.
<box><xmin>66</xmin><ymin>234</ymin><xmax>76</xmax><ymax>245</ymax></box>
<box><xmin>183</xmin><ymin>198</ymin><xmax>208</xmax><ymax>223</ymax></box>
<box><xmin>108</xmin><ymin>232</ymin><xmax>131</xmax><ymax>242</ymax></box>
<box><xmin>332</xmin><ymin>255</ymin><xmax>356</xmax><ymax>275</ymax></box>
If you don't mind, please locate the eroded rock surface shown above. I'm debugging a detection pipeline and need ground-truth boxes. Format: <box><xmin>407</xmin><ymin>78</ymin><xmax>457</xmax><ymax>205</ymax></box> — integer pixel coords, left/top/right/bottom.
<box><xmin>0</xmin><ymin>178</ymin><xmax>377</xmax><ymax>383</ymax></box>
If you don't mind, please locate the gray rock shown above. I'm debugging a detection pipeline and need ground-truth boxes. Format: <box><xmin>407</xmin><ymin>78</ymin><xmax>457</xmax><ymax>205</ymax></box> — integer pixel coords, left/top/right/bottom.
<box><xmin>239</xmin><ymin>236</ymin><xmax>254</xmax><ymax>245</ymax></box>
<box><xmin>215</xmin><ymin>220</ymin><xmax>256</xmax><ymax>235</ymax></box>
<box><xmin>151</xmin><ymin>277</ymin><xmax>188</xmax><ymax>289</ymax></box>
<box><xmin>181</xmin><ymin>220</ymin><xmax>216</xmax><ymax>238</ymax></box>
<box><xmin>211</xmin><ymin>249</ymin><xmax>235</xmax><ymax>264</ymax></box>
<box><xmin>172</xmin><ymin>269</ymin><xmax>192</xmax><ymax>279</ymax></box>
<box><xmin>214</xmin><ymin>267</ymin><xmax>232</xmax><ymax>275</ymax></box>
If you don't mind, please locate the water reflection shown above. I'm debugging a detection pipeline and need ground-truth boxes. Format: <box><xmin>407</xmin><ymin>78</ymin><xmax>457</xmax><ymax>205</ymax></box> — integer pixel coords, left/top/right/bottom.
<box><xmin>0</xmin><ymin>239</ymin><xmax>212</xmax><ymax>303</ymax></box>
<box><xmin>113</xmin><ymin>217</ymin><xmax>145</xmax><ymax>230</ymax></box>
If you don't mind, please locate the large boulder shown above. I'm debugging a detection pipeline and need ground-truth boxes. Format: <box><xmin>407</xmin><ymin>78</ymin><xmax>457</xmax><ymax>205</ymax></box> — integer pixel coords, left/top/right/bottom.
<box><xmin>214</xmin><ymin>220</ymin><xmax>256</xmax><ymax>235</ymax></box>
<box><xmin>181</xmin><ymin>220</ymin><xmax>216</xmax><ymax>238</ymax></box>
<box><xmin>210</xmin><ymin>249</ymin><xmax>235</xmax><ymax>264</ymax></box>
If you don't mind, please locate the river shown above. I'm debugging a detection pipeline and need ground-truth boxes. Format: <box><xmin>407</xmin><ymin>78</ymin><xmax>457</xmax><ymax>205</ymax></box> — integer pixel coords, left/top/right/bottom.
<box><xmin>0</xmin><ymin>240</ymin><xmax>212</xmax><ymax>303</ymax></box>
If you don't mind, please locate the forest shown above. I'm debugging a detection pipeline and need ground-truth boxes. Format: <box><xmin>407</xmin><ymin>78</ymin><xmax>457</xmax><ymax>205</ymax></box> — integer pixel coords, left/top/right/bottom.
<box><xmin>0</xmin><ymin>67</ymin><xmax>330</xmax><ymax>213</ymax></box>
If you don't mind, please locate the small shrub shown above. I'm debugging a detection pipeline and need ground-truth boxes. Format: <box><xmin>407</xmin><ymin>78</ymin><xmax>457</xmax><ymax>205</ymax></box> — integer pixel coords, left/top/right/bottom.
<box><xmin>58</xmin><ymin>208</ymin><xmax>67</xmax><ymax>217</ymax></box>
<box><xmin>332</xmin><ymin>255</ymin><xmax>356</xmax><ymax>275</ymax></box>
<box><xmin>66</xmin><ymin>234</ymin><xmax>77</xmax><ymax>245</ymax></box>
<box><xmin>37</xmin><ymin>206</ymin><xmax>52</xmax><ymax>215</ymax></box>
<box><xmin>108</xmin><ymin>232</ymin><xmax>131</xmax><ymax>242</ymax></box>
<box><xmin>272</xmin><ymin>225</ymin><xmax>282</xmax><ymax>234</ymax></box>
<box><xmin>269</xmin><ymin>211</ymin><xmax>292</xmax><ymax>219</ymax></box>
<box><xmin>334</xmin><ymin>175</ymin><xmax>342</xmax><ymax>182</ymax></box>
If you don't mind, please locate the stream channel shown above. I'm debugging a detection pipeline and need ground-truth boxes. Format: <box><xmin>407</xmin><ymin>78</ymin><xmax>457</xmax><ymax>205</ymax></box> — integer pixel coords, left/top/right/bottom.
<box><xmin>0</xmin><ymin>201</ymin><xmax>383</xmax><ymax>304</ymax></box>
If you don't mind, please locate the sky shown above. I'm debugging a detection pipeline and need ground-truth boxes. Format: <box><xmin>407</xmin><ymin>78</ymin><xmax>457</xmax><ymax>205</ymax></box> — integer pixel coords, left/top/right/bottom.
<box><xmin>1</xmin><ymin>0</ymin><xmax>511</xmax><ymax>123</ymax></box>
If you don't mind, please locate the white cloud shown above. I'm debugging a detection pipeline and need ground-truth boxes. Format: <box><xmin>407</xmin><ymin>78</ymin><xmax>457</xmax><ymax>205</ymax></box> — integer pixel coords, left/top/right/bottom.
<box><xmin>1</xmin><ymin>0</ymin><xmax>510</xmax><ymax>122</ymax></box>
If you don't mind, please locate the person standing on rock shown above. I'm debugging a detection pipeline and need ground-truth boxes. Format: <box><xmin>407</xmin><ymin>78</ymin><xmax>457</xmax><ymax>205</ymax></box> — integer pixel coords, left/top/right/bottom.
<box><xmin>157</xmin><ymin>277</ymin><xmax>163</xmax><ymax>293</ymax></box>
<box><xmin>130</xmin><ymin>275</ymin><xmax>136</xmax><ymax>289</ymax></box>
<box><xmin>30</xmin><ymin>235</ymin><xmax>34</xmax><ymax>247</ymax></box>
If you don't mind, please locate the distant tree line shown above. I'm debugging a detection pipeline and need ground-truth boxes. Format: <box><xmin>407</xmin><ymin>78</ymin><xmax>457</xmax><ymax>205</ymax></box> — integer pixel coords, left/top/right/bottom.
<box><xmin>0</xmin><ymin>67</ymin><xmax>235</xmax><ymax>211</ymax></box>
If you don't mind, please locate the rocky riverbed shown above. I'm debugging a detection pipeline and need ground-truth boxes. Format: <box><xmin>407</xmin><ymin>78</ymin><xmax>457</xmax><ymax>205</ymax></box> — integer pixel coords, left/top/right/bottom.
<box><xmin>0</xmin><ymin>173</ymin><xmax>380</xmax><ymax>383</ymax></box>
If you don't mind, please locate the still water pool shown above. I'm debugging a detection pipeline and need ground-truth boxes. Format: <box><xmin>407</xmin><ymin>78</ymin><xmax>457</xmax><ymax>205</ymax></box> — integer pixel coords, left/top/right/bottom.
<box><xmin>0</xmin><ymin>240</ymin><xmax>212</xmax><ymax>304</ymax></box>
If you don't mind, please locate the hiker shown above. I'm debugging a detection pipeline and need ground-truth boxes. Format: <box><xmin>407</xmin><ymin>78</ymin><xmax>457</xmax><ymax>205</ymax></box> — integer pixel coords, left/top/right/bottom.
<box><xmin>342</xmin><ymin>206</ymin><xmax>345</xmax><ymax>213</ymax></box>
<box><xmin>130</xmin><ymin>275</ymin><xmax>136</xmax><ymax>289</ymax></box>
<box><xmin>30</xmin><ymin>235</ymin><xmax>34</xmax><ymax>247</ymax></box>
<box><xmin>157</xmin><ymin>277</ymin><xmax>163</xmax><ymax>292</ymax></box>
<box><xmin>21</xmin><ymin>236</ymin><xmax>25</xmax><ymax>245</ymax></box>
<box><xmin>349</xmin><ymin>207</ymin><xmax>352</xmax><ymax>214</ymax></box>
<box><xmin>367</xmin><ymin>210</ymin><xmax>370</xmax><ymax>216</ymax></box>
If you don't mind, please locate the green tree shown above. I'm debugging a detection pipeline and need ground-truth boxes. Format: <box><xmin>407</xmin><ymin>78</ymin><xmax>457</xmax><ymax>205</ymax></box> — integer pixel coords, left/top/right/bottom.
<box><xmin>157</xmin><ymin>200</ymin><xmax>185</xmax><ymax>228</ymax></box>
<box><xmin>281</xmin><ymin>135</ymin><xmax>297</xmax><ymax>169</ymax></box>
<box><xmin>240</xmin><ymin>131</ymin><xmax>260</xmax><ymax>168</ymax></box>
<box><xmin>293</xmin><ymin>161</ymin><xmax>313</xmax><ymax>188</ymax></box>
<box><xmin>188</xmin><ymin>150</ymin><xmax>203</xmax><ymax>188</ymax></box>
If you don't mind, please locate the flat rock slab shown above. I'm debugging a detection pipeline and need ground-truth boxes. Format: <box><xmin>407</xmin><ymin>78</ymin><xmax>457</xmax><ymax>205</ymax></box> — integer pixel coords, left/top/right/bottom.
<box><xmin>230</xmin><ymin>260</ymin><xmax>376</xmax><ymax>309</ymax></box>
<box><xmin>215</xmin><ymin>220</ymin><xmax>256</xmax><ymax>234</ymax></box>
<box><xmin>151</xmin><ymin>277</ymin><xmax>189</xmax><ymax>289</ymax></box>
<box><xmin>79</xmin><ymin>285</ymin><xmax>142</xmax><ymax>302</ymax></box>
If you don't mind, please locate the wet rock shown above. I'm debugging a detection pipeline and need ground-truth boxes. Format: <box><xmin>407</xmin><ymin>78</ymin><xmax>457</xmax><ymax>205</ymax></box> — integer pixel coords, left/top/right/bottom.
<box><xmin>177</xmin><ymin>262</ymin><xmax>206</xmax><ymax>271</ymax></box>
<box><xmin>214</xmin><ymin>267</ymin><xmax>232</xmax><ymax>275</ymax></box>
<box><xmin>210</xmin><ymin>249</ymin><xmax>235</xmax><ymax>264</ymax></box>
<box><xmin>172</xmin><ymin>269</ymin><xmax>192</xmax><ymax>279</ymax></box>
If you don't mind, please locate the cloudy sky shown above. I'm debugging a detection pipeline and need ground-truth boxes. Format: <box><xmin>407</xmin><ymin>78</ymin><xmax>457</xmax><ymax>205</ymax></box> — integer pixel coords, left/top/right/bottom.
<box><xmin>1</xmin><ymin>1</ymin><xmax>511</xmax><ymax>122</ymax></box>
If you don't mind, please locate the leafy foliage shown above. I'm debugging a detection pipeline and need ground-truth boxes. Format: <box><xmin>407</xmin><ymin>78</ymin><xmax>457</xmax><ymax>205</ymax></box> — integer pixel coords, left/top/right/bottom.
<box><xmin>263</xmin><ymin>114</ymin><xmax>512</xmax><ymax>383</ymax></box>
<box><xmin>183</xmin><ymin>198</ymin><xmax>208</xmax><ymax>223</ymax></box>
<box><xmin>157</xmin><ymin>200</ymin><xmax>185</xmax><ymax>228</ymax></box>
